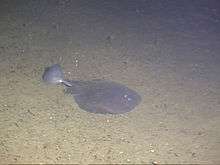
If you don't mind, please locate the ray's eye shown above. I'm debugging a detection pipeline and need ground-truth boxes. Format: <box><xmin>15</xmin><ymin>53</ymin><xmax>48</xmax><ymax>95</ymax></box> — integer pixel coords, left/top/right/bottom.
<box><xmin>123</xmin><ymin>94</ymin><xmax>132</xmax><ymax>101</ymax></box>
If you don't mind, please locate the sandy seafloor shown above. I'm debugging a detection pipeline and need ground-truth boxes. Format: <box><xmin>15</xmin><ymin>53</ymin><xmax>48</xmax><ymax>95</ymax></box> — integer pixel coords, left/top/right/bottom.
<box><xmin>0</xmin><ymin>0</ymin><xmax>220</xmax><ymax>164</ymax></box>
